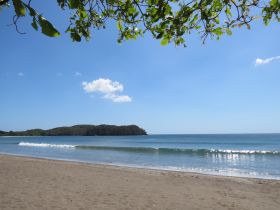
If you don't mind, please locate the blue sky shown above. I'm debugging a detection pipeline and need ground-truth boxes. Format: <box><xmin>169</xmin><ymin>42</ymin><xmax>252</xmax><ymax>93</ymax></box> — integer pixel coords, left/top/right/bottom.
<box><xmin>1</xmin><ymin>2</ymin><xmax>280</xmax><ymax>134</ymax></box>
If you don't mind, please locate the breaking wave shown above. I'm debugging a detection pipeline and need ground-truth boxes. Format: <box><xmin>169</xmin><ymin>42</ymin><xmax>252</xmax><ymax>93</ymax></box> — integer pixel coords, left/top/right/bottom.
<box><xmin>18</xmin><ymin>142</ymin><xmax>75</xmax><ymax>149</ymax></box>
<box><xmin>18</xmin><ymin>142</ymin><xmax>280</xmax><ymax>155</ymax></box>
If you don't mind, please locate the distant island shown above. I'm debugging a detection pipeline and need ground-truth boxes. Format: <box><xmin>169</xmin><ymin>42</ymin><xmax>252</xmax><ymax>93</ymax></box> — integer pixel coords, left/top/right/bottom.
<box><xmin>0</xmin><ymin>125</ymin><xmax>147</xmax><ymax>136</ymax></box>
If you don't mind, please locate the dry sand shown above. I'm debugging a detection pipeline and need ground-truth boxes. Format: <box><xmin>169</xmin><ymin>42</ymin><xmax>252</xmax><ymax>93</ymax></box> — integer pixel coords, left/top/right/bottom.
<box><xmin>0</xmin><ymin>154</ymin><xmax>280</xmax><ymax>210</ymax></box>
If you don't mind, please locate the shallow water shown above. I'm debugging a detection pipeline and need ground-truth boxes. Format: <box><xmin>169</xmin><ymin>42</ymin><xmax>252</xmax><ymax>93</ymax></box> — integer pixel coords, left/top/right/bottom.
<box><xmin>1</xmin><ymin>134</ymin><xmax>280</xmax><ymax>179</ymax></box>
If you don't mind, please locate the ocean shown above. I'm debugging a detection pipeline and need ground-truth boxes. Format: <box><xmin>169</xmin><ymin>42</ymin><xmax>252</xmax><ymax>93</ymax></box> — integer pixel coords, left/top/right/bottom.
<box><xmin>0</xmin><ymin>134</ymin><xmax>280</xmax><ymax>180</ymax></box>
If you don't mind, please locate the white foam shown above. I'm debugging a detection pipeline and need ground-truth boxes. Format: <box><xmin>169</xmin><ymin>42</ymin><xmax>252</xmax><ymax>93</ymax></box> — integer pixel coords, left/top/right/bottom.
<box><xmin>18</xmin><ymin>142</ymin><xmax>76</xmax><ymax>149</ymax></box>
<box><xmin>210</xmin><ymin>149</ymin><xmax>279</xmax><ymax>154</ymax></box>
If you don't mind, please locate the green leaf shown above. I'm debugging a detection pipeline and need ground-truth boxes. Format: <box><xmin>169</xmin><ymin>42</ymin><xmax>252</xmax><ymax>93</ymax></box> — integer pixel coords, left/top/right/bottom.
<box><xmin>79</xmin><ymin>10</ymin><xmax>88</xmax><ymax>18</ymax></box>
<box><xmin>160</xmin><ymin>38</ymin><xmax>169</xmax><ymax>46</ymax></box>
<box><xmin>31</xmin><ymin>17</ymin><xmax>38</xmax><ymax>31</ymax></box>
<box><xmin>270</xmin><ymin>0</ymin><xmax>278</xmax><ymax>7</ymax></box>
<box><xmin>212</xmin><ymin>27</ymin><xmax>223</xmax><ymax>36</ymax></box>
<box><xmin>225</xmin><ymin>6</ymin><xmax>232</xmax><ymax>17</ymax></box>
<box><xmin>38</xmin><ymin>16</ymin><xmax>60</xmax><ymax>37</ymax></box>
<box><xmin>69</xmin><ymin>0</ymin><xmax>79</xmax><ymax>9</ymax></box>
<box><xmin>24</xmin><ymin>4</ymin><xmax>36</xmax><ymax>16</ymax></box>
<box><xmin>226</xmin><ymin>28</ymin><xmax>232</xmax><ymax>35</ymax></box>
<box><xmin>117</xmin><ymin>20</ymin><xmax>123</xmax><ymax>31</ymax></box>
<box><xmin>214</xmin><ymin>18</ymin><xmax>220</xmax><ymax>24</ymax></box>
<box><xmin>156</xmin><ymin>32</ymin><xmax>164</xmax><ymax>39</ymax></box>
<box><xmin>128</xmin><ymin>7</ymin><xmax>137</xmax><ymax>15</ymax></box>
<box><xmin>71</xmin><ymin>32</ymin><xmax>81</xmax><ymax>42</ymax></box>
<box><xmin>12</xmin><ymin>0</ymin><xmax>26</xmax><ymax>16</ymax></box>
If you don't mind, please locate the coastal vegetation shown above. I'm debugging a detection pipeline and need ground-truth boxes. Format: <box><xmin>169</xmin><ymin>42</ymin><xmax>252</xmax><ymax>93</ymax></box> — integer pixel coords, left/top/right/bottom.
<box><xmin>0</xmin><ymin>0</ymin><xmax>279</xmax><ymax>46</ymax></box>
<box><xmin>0</xmin><ymin>124</ymin><xmax>147</xmax><ymax>136</ymax></box>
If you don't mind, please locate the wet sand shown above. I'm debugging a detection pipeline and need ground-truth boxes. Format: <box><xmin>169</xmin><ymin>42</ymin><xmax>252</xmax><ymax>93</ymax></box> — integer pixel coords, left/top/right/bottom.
<box><xmin>0</xmin><ymin>154</ymin><xmax>279</xmax><ymax>210</ymax></box>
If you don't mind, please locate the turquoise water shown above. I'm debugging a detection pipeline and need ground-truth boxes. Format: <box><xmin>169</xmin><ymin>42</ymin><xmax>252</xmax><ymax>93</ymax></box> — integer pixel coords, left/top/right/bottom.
<box><xmin>1</xmin><ymin>134</ymin><xmax>280</xmax><ymax>179</ymax></box>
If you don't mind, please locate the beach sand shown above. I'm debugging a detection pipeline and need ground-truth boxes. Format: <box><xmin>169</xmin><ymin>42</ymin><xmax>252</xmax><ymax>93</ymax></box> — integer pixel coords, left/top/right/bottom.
<box><xmin>0</xmin><ymin>154</ymin><xmax>279</xmax><ymax>210</ymax></box>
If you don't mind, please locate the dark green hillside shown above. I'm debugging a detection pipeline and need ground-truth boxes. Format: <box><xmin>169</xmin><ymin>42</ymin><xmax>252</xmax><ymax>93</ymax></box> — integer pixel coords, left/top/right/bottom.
<box><xmin>0</xmin><ymin>125</ymin><xmax>147</xmax><ymax>136</ymax></box>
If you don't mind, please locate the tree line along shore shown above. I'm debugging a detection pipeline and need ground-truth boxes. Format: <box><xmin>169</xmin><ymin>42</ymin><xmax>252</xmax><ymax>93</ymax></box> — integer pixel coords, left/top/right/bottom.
<box><xmin>0</xmin><ymin>125</ymin><xmax>147</xmax><ymax>136</ymax></box>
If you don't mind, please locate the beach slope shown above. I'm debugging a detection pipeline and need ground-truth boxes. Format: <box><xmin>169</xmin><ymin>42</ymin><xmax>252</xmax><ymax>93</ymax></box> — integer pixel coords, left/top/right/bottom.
<box><xmin>0</xmin><ymin>154</ymin><xmax>279</xmax><ymax>210</ymax></box>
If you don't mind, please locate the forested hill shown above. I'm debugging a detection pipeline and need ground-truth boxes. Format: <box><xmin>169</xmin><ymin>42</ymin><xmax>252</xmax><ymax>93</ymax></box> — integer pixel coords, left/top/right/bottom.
<box><xmin>0</xmin><ymin>125</ymin><xmax>147</xmax><ymax>136</ymax></box>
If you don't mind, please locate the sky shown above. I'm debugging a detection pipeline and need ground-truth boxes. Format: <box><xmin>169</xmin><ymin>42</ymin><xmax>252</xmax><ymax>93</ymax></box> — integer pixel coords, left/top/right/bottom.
<box><xmin>1</xmin><ymin>2</ymin><xmax>280</xmax><ymax>134</ymax></box>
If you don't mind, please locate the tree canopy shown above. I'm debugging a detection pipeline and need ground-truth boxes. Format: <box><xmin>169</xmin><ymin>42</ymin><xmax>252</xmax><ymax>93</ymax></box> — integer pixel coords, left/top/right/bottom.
<box><xmin>0</xmin><ymin>124</ymin><xmax>147</xmax><ymax>136</ymax></box>
<box><xmin>0</xmin><ymin>0</ymin><xmax>279</xmax><ymax>46</ymax></box>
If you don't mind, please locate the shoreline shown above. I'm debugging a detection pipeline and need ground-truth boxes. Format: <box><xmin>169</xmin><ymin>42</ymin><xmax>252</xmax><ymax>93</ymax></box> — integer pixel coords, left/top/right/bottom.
<box><xmin>1</xmin><ymin>154</ymin><xmax>280</xmax><ymax>210</ymax></box>
<box><xmin>0</xmin><ymin>152</ymin><xmax>279</xmax><ymax>181</ymax></box>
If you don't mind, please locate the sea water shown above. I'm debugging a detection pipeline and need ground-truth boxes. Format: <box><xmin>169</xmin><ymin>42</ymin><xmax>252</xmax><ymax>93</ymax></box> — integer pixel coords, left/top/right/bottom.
<box><xmin>0</xmin><ymin>134</ymin><xmax>280</xmax><ymax>179</ymax></box>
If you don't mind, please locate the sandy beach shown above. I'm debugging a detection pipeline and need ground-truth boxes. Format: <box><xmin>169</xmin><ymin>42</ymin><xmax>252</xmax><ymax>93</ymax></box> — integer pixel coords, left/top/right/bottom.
<box><xmin>0</xmin><ymin>154</ymin><xmax>279</xmax><ymax>210</ymax></box>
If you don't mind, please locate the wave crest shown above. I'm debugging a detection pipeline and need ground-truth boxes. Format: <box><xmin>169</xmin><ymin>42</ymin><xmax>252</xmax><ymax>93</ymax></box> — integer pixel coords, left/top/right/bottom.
<box><xmin>18</xmin><ymin>142</ymin><xmax>280</xmax><ymax>155</ymax></box>
<box><xmin>18</xmin><ymin>142</ymin><xmax>76</xmax><ymax>149</ymax></box>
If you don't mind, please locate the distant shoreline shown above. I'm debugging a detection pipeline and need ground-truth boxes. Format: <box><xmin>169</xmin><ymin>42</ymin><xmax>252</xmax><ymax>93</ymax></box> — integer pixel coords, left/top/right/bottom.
<box><xmin>3</xmin><ymin>133</ymin><xmax>280</xmax><ymax>137</ymax></box>
<box><xmin>0</xmin><ymin>124</ymin><xmax>147</xmax><ymax>136</ymax></box>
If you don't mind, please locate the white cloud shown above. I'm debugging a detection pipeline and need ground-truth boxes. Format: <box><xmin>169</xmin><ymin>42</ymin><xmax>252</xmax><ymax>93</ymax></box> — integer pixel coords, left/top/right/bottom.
<box><xmin>82</xmin><ymin>78</ymin><xmax>123</xmax><ymax>94</ymax></box>
<box><xmin>82</xmin><ymin>78</ymin><xmax>131</xmax><ymax>103</ymax></box>
<box><xmin>103</xmin><ymin>93</ymin><xmax>132</xmax><ymax>103</ymax></box>
<box><xmin>18</xmin><ymin>72</ymin><xmax>24</xmax><ymax>77</ymax></box>
<box><xmin>255</xmin><ymin>56</ymin><xmax>280</xmax><ymax>66</ymax></box>
<box><xmin>75</xmin><ymin>72</ymin><xmax>82</xmax><ymax>76</ymax></box>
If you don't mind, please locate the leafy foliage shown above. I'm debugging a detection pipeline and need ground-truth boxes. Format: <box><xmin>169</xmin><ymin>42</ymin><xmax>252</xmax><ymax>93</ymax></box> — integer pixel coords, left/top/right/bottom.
<box><xmin>0</xmin><ymin>125</ymin><xmax>147</xmax><ymax>136</ymax></box>
<box><xmin>1</xmin><ymin>0</ymin><xmax>280</xmax><ymax>45</ymax></box>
